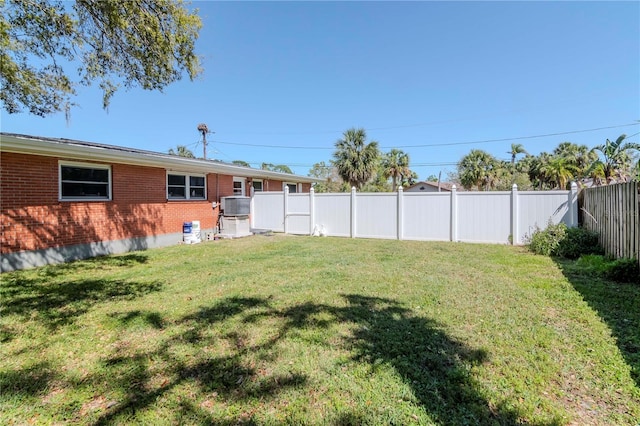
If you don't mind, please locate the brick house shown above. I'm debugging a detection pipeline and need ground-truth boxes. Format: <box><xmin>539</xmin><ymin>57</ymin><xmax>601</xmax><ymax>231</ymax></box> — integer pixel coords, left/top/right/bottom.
<box><xmin>0</xmin><ymin>133</ymin><xmax>319</xmax><ymax>271</ymax></box>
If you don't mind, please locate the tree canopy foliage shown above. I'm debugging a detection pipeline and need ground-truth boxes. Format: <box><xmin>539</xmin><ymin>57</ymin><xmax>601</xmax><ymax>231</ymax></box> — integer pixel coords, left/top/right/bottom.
<box><xmin>455</xmin><ymin>135</ymin><xmax>639</xmax><ymax>191</ymax></box>
<box><xmin>261</xmin><ymin>163</ymin><xmax>293</xmax><ymax>174</ymax></box>
<box><xmin>232</xmin><ymin>160</ymin><xmax>251</xmax><ymax>168</ymax></box>
<box><xmin>168</xmin><ymin>145</ymin><xmax>195</xmax><ymax>158</ymax></box>
<box><xmin>332</xmin><ymin>128</ymin><xmax>380</xmax><ymax>190</ymax></box>
<box><xmin>1</xmin><ymin>0</ymin><xmax>202</xmax><ymax>116</ymax></box>
<box><xmin>590</xmin><ymin>134</ymin><xmax>640</xmax><ymax>184</ymax></box>
<box><xmin>381</xmin><ymin>148</ymin><xmax>411</xmax><ymax>192</ymax></box>
<box><xmin>308</xmin><ymin>161</ymin><xmax>345</xmax><ymax>193</ymax></box>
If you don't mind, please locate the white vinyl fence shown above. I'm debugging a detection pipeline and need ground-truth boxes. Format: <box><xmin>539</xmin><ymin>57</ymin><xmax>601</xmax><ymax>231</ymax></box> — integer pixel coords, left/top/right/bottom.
<box><xmin>251</xmin><ymin>184</ymin><xmax>579</xmax><ymax>245</ymax></box>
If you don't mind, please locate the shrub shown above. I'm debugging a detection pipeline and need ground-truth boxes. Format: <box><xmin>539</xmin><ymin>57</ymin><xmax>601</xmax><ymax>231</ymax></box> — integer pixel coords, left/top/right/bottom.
<box><xmin>606</xmin><ymin>258</ymin><xmax>640</xmax><ymax>284</ymax></box>
<box><xmin>575</xmin><ymin>254</ymin><xmax>610</xmax><ymax>275</ymax></box>
<box><xmin>527</xmin><ymin>222</ymin><xmax>567</xmax><ymax>256</ymax></box>
<box><xmin>575</xmin><ymin>255</ymin><xmax>639</xmax><ymax>284</ymax></box>
<box><xmin>527</xmin><ymin>222</ymin><xmax>603</xmax><ymax>259</ymax></box>
<box><xmin>557</xmin><ymin>227</ymin><xmax>603</xmax><ymax>259</ymax></box>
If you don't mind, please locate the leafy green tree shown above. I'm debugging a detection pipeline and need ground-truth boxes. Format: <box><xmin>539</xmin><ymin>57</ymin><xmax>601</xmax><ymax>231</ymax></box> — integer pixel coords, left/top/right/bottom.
<box><xmin>332</xmin><ymin>128</ymin><xmax>380</xmax><ymax>190</ymax></box>
<box><xmin>361</xmin><ymin>162</ymin><xmax>392</xmax><ymax>192</ymax></box>
<box><xmin>168</xmin><ymin>145</ymin><xmax>195</xmax><ymax>158</ymax></box>
<box><xmin>590</xmin><ymin>134</ymin><xmax>640</xmax><ymax>184</ymax></box>
<box><xmin>1</xmin><ymin>0</ymin><xmax>202</xmax><ymax>116</ymax></box>
<box><xmin>382</xmin><ymin>149</ymin><xmax>411</xmax><ymax>192</ymax></box>
<box><xmin>457</xmin><ymin>149</ymin><xmax>498</xmax><ymax>190</ymax></box>
<box><xmin>261</xmin><ymin>163</ymin><xmax>293</xmax><ymax>174</ymax></box>
<box><xmin>308</xmin><ymin>161</ymin><xmax>345</xmax><ymax>193</ymax></box>
<box><xmin>232</xmin><ymin>160</ymin><xmax>251</xmax><ymax>168</ymax></box>
<box><xmin>426</xmin><ymin>174</ymin><xmax>439</xmax><ymax>182</ymax></box>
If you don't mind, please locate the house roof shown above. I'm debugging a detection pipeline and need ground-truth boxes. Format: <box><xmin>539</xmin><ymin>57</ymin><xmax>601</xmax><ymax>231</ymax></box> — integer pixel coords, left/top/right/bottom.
<box><xmin>407</xmin><ymin>181</ymin><xmax>457</xmax><ymax>192</ymax></box>
<box><xmin>0</xmin><ymin>132</ymin><xmax>321</xmax><ymax>183</ymax></box>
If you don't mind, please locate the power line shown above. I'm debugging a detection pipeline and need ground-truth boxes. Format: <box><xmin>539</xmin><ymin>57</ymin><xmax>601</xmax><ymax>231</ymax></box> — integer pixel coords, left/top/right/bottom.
<box><xmin>396</xmin><ymin>123</ymin><xmax>640</xmax><ymax>148</ymax></box>
<box><xmin>212</xmin><ymin>122</ymin><xmax>639</xmax><ymax>150</ymax></box>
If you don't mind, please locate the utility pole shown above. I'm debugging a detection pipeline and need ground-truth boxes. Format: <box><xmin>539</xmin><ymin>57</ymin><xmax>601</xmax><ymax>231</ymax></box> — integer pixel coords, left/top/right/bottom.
<box><xmin>197</xmin><ymin>123</ymin><xmax>213</xmax><ymax>160</ymax></box>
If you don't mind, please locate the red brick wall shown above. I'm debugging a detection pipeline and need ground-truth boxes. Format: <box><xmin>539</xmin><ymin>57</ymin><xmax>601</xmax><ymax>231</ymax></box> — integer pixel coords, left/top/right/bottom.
<box><xmin>0</xmin><ymin>153</ymin><xmax>219</xmax><ymax>254</ymax></box>
<box><xmin>261</xmin><ymin>179</ymin><xmax>311</xmax><ymax>193</ymax></box>
<box><xmin>0</xmin><ymin>152</ymin><xmax>312</xmax><ymax>254</ymax></box>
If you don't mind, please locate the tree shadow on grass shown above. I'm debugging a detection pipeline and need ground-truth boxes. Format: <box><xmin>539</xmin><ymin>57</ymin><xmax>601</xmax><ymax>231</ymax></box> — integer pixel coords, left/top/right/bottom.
<box><xmin>554</xmin><ymin>259</ymin><xmax>640</xmax><ymax>388</ymax></box>
<box><xmin>1</xmin><ymin>254</ymin><xmax>160</xmax><ymax>347</ymax></box>
<box><xmin>279</xmin><ymin>294</ymin><xmax>536</xmax><ymax>425</ymax></box>
<box><xmin>0</xmin><ymin>361</ymin><xmax>56</xmax><ymax>398</ymax></box>
<box><xmin>34</xmin><ymin>253</ymin><xmax>149</xmax><ymax>278</ymax></box>
<box><xmin>0</xmin><ymin>277</ymin><xmax>163</xmax><ymax>331</ymax></box>
<box><xmin>87</xmin><ymin>294</ymin><xmax>545</xmax><ymax>425</ymax></box>
<box><xmin>92</xmin><ymin>296</ymin><xmax>308</xmax><ymax>425</ymax></box>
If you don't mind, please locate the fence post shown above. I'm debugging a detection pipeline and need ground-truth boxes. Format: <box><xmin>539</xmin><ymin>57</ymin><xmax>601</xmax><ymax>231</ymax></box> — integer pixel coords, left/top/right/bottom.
<box><xmin>568</xmin><ymin>181</ymin><xmax>578</xmax><ymax>228</ymax></box>
<box><xmin>351</xmin><ymin>187</ymin><xmax>357</xmax><ymax>238</ymax></box>
<box><xmin>397</xmin><ymin>186</ymin><xmax>404</xmax><ymax>240</ymax></box>
<box><xmin>283</xmin><ymin>185</ymin><xmax>289</xmax><ymax>234</ymax></box>
<box><xmin>309</xmin><ymin>187</ymin><xmax>315</xmax><ymax>236</ymax></box>
<box><xmin>250</xmin><ymin>186</ymin><xmax>255</xmax><ymax>229</ymax></box>
<box><xmin>511</xmin><ymin>183</ymin><xmax>519</xmax><ymax>245</ymax></box>
<box><xmin>450</xmin><ymin>185</ymin><xmax>458</xmax><ymax>242</ymax></box>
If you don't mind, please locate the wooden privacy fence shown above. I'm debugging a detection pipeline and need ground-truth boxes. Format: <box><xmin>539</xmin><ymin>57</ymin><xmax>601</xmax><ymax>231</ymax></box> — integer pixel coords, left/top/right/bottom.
<box><xmin>581</xmin><ymin>182</ymin><xmax>639</xmax><ymax>264</ymax></box>
<box><xmin>251</xmin><ymin>184</ymin><xmax>579</xmax><ymax>245</ymax></box>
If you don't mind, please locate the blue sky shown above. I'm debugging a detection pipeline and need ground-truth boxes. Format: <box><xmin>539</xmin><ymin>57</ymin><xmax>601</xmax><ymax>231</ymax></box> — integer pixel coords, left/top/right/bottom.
<box><xmin>2</xmin><ymin>1</ymin><xmax>639</xmax><ymax>179</ymax></box>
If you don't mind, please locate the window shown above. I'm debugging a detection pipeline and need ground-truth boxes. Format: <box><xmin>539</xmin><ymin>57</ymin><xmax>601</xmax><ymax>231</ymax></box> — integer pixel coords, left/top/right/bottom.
<box><xmin>252</xmin><ymin>179</ymin><xmax>263</xmax><ymax>192</ymax></box>
<box><xmin>233</xmin><ymin>177</ymin><xmax>246</xmax><ymax>195</ymax></box>
<box><xmin>285</xmin><ymin>183</ymin><xmax>298</xmax><ymax>193</ymax></box>
<box><xmin>167</xmin><ymin>173</ymin><xmax>206</xmax><ymax>200</ymax></box>
<box><xmin>59</xmin><ymin>162</ymin><xmax>111</xmax><ymax>200</ymax></box>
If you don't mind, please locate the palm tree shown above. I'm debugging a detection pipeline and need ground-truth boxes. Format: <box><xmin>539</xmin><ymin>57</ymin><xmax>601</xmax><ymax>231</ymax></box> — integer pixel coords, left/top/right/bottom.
<box><xmin>332</xmin><ymin>128</ymin><xmax>380</xmax><ymax>190</ymax></box>
<box><xmin>382</xmin><ymin>149</ymin><xmax>411</xmax><ymax>191</ymax></box>
<box><xmin>591</xmin><ymin>134</ymin><xmax>640</xmax><ymax>184</ymax></box>
<box><xmin>168</xmin><ymin>145</ymin><xmax>195</xmax><ymax>158</ymax></box>
<box><xmin>541</xmin><ymin>156</ymin><xmax>579</xmax><ymax>189</ymax></box>
<box><xmin>508</xmin><ymin>143</ymin><xmax>527</xmax><ymax>165</ymax></box>
<box><xmin>457</xmin><ymin>149</ymin><xmax>497</xmax><ymax>190</ymax></box>
<box><xmin>553</xmin><ymin>142</ymin><xmax>597</xmax><ymax>181</ymax></box>
<box><xmin>528</xmin><ymin>152</ymin><xmax>554</xmax><ymax>189</ymax></box>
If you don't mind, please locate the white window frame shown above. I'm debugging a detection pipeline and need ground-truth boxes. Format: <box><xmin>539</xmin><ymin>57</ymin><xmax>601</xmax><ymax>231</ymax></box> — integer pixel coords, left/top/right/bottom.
<box><xmin>251</xmin><ymin>179</ymin><xmax>263</xmax><ymax>192</ymax></box>
<box><xmin>167</xmin><ymin>172</ymin><xmax>207</xmax><ymax>200</ymax></box>
<box><xmin>233</xmin><ymin>177</ymin><xmax>246</xmax><ymax>196</ymax></box>
<box><xmin>59</xmin><ymin>161</ymin><xmax>112</xmax><ymax>201</ymax></box>
<box><xmin>284</xmin><ymin>182</ymin><xmax>299</xmax><ymax>193</ymax></box>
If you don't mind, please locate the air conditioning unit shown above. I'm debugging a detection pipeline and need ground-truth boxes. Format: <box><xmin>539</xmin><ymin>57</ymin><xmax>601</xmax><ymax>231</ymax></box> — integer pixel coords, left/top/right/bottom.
<box><xmin>221</xmin><ymin>196</ymin><xmax>250</xmax><ymax>216</ymax></box>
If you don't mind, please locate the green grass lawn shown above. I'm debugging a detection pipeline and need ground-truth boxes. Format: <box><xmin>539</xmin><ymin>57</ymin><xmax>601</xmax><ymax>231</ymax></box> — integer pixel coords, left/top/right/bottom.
<box><xmin>1</xmin><ymin>235</ymin><xmax>639</xmax><ymax>425</ymax></box>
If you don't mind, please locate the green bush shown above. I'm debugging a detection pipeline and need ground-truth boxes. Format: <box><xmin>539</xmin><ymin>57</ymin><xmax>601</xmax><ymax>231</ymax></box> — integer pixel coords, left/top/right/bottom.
<box><xmin>527</xmin><ymin>222</ymin><xmax>567</xmax><ymax>256</ymax></box>
<box><xmin>527</xmin><ymin>222</ymin><xmax>603</xmax><ymax>259</ymax></box>
<box><xmin>557</xmin><ymin>227</ymin><xmax>603</xmax><ymax>259</ymax></box>
<box><xmin>574</xmin><ymin>255</ymin><xmax>639</xmax><ymax>284</ymax></box>
<box><xmin>606</xmin><ymin>258</ymin><xmax>640</xmax><ymax>284</ymax></box>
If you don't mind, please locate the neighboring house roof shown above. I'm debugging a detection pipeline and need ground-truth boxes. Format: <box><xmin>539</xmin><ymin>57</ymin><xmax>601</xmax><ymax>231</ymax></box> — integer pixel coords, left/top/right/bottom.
<box><xmin>0</xmin><ymin>132</ymin><xmax>321</xmax><ymax>183</ymax></box>
<box><xmin>407</xmin><ymin>181</ymin><xmax>457</xmax><ymax>192</ymax></box>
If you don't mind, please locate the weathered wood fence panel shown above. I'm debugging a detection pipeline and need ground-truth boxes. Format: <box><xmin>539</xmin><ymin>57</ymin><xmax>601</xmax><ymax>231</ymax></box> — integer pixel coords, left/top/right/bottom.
<box><xmin>581</xmin><ymin>182</ymin><xmax>639</xmax><ymax>265</ymax></box>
